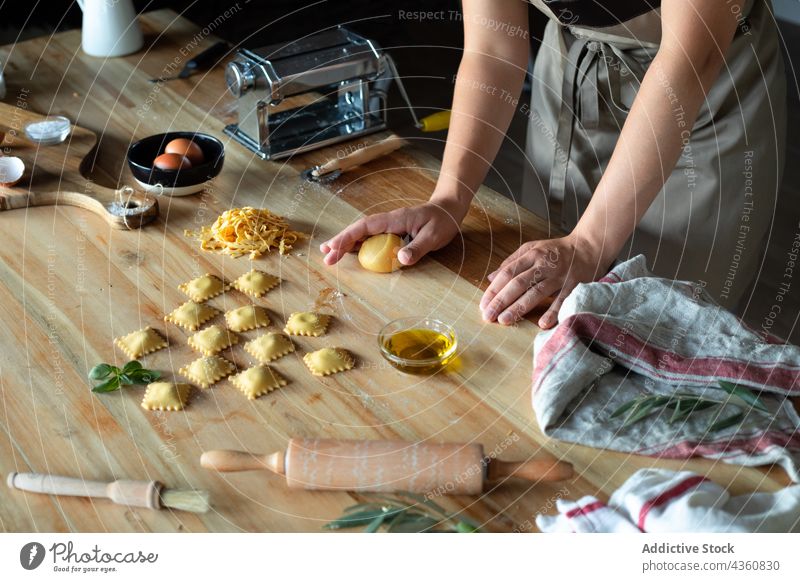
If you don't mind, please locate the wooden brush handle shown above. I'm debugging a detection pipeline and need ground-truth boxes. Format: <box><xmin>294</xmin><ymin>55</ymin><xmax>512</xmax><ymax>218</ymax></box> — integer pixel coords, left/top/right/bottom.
<box><xmin>6</xmin><ymin>472</ymin><xmax>162</xmax><ymax>509</ymax></box>
<box><xmin>8</xmin><ymin>472</ymin><xmax>109</xmax><ymax>498</ymax></box>
<box><xmin>106</xmin><ymin>480</ymin><xmax>161</xmax><ymax>509</ymax></box>
<box><xmin>201</xmin><ymin>450</ymin><xmax>286</xmax><ymax>475</ymax></box>
<box><xmin>486</xmin><ymin>458</ymin><xmax>574</xmax><ymax>483</ymax></box>
<box><xmin>314</xmin><ymin>136</ymin><xmax>405</xmax><ymax>177</ymax></box>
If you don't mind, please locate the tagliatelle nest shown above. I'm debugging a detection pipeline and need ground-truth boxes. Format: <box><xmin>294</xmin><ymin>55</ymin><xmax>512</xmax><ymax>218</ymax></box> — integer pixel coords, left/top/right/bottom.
<box><xmin>184</xmin><ymin>207</ymin><xmax>306</xmax><ymax>259</ymax></box>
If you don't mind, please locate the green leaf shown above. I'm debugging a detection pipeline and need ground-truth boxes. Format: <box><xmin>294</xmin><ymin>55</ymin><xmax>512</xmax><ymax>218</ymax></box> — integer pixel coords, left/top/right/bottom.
<box><xmin>88</xmin><ymin>363</ymin><xmax>113</xmax><ymax>380</ymax></box>
<box><xmin>118</xmin><ymin>374</ymin><xmax>134</xmax><ymax>386</ymax></box>
<box><xmin>668</xmin><ymin>398</ymin><xmax>717</xmax><ymax>424</ymax></box>
<box><xmin>386</xmin><ymin>515</ymin><xmax>440</xmax><ymax>533</ymax></box>
<box><xmin>325</xmin><ymin>495</ymin><xmax>482</xmax><ymax>533</ymax></box>
<box><xmin>455</xmin><ymin>520</ymin><xmax>479</xmax><ymax>533</ymax></box>
<box><xmin>91</xmin><ymin>377</ymin><xmax>121</xmax><ymax>393</ymax></box>
<box><xmin>621</xmin><ymin>398</ymin><xmax>659</xmax><ymax>427</ymax></box>
<box><xmin>610</xmin><ymin>398</ymin><xmax>641</xmax><ymax>419</ymax></box>
<box><xmin>668</xmin><ymin>399</ymin><xmax>690</xmax><ymax>423</ymax></box>
<box><xmin>364</xmin><ymin>514</ymin><xmax>387</xmax><ymax>533</ymax></box>
<box><xmin>718</xmin><ymin>381</ymin><xmax>769</xmax><ymax>413</ymax></box>
<box><xmin>123</xmin><ymin>360</ymin><xmax>143</xmax><ymax>374</ymax></box>
<box><xmin>323</xmin><ymin>508</ymin><xmax>404</xmax><ymax>530</ymax></box>
<box><xmin>341</xmin><ymin>503</ymin><xmax>391</xmax><ymax>514</ymax></box>
<box><xmin>709</xmin><ymin>411</ymin><xmax>746</xmax><ymax>432</ymax></box>
<box><xmin>128</xmin><ymin>369</ymin><xmax>161</xmax><ymax>384</ymax></box>
<box><xmin>395</xmin><ymin>491</ymin><xmax>450</xmax><ymax>518</ymax></box>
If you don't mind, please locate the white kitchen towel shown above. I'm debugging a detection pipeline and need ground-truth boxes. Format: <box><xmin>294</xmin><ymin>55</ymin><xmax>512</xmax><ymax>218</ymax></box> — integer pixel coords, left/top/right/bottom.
<box><xmin>532</xmin><ymin>255</ymin><xmax>800</xmax><ymax>481</ymax></box>
<box><xmin>536</xmin><ymin>468</ymin><xmax>800</xmax><ymax>532</ymax></box>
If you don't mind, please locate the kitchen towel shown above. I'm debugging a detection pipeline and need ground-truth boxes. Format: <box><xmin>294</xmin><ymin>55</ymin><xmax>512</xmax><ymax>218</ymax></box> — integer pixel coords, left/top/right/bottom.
<box><xmin>532</xmin><ymin>255</ymin><xmax>800</xmax><ymax>481</ymax></box>
<box><xmin>535</xmin><ymin>468</ymin><xmax>800</xmax><ymax>532</ymax></box>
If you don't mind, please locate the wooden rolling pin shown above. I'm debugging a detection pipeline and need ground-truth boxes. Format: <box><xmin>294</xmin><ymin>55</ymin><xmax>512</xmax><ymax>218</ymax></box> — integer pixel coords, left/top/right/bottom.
<box><xmin>201</xmin><ymin>438</ymin><xmax>573</xmax><ymax>494</ymax></box>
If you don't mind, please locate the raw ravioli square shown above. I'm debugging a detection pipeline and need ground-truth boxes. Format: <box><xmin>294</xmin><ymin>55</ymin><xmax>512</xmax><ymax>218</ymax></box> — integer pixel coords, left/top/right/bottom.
<box><xmin>179</xmin><ymin>355</ymin><xmax>235</xmax><ymax>388</ymax></box>
<box><xmin>178</xmin><ymin>273</ymin><xmax>227</xmax><ymax>302</ymax></box>
<box><xmin>165</xmin><ymin>301</ymin><xmax>220</xmax><ymax>331</ymax></box>
<box><xmin>114</xmin><ymin>326</ymin><xmax>168</xmax><ymax>359</ymax></box>
<box><xmin>284</xmin><ymin>312</ymin><xmax>330</xmax><ymax>337</ymax></box>
<box><xmin>303</xmin><ymin>347</ymin><xmax>354</xmax><ymax>376</ymax></box>
<box><xmin>141</xmin><ymin>382</ymin><xmax>191</xmax><ymax>411</ymax></box>
<box><xmin>225</xmin><ymin>305</ymin><xmax>270</xmax><ymax>332</ymax></box>
<box><xmin>230</xmin><ymin>365</ymin><xmax>287</xmax><ymax>399</ymax></box>
<box><xmin>188</xmin><ymin>324</ymin><xmax>238</xmax><ymax>355</ymax></box>
<box><xmin>244</xmin><ymin>333</ymin><xmax>295</xmax><ymax>363</ymax></box>
<box><xmin>233</xmin><ymin>270</ymin><xmax>279</xmax><ymax>297</ymax></box>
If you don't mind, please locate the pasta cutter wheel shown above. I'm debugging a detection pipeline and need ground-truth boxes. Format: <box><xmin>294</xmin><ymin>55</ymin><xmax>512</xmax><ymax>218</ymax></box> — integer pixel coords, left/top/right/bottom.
<box><xmin>300</xmin><ymin>167</ymin><xmax>342</xmax><ymax>183</ymax></box>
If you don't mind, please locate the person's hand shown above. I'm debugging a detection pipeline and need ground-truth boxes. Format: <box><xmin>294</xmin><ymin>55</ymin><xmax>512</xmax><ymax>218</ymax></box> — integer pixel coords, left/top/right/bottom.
<box><xmin>320</xmin><ymin>198</ymin><xmax>468</xmax><ymax>266</ymax></box>
<box><xmin>480</xmin><ymin>232</ymin><xmax>615</xmax><ymax>329</ymax></box>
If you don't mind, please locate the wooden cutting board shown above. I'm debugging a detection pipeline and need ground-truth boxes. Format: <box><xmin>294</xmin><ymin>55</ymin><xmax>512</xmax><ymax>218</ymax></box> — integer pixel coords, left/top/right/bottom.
<box><xmin>0</xmin><ymin>102</ymin><xmax>158</xmax><ymax>228</ymax></box>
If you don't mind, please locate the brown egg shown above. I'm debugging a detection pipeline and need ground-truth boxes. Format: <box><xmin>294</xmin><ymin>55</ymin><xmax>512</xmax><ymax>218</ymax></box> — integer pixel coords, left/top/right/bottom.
<box><xmin>153</xmin><ymin>153</ymin><xmax>192</xmax><ymax>171</ymax></box>
<box><xmin>165</xmin><ymin>138</ymin><xmax>205</xmax><ymax>166</ymax></box>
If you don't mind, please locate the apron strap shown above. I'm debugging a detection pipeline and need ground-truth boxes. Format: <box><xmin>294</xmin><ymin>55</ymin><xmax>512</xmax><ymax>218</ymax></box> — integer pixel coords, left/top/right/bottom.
<box><xmin>548</xmin><ymin>32</ymin><xmax>646</xmax><ymax>229</ymax></box>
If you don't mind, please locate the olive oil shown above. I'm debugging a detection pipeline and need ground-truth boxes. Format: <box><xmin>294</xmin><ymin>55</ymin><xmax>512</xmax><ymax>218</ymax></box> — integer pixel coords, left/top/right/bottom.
<box><xmin>382</xmin><ymin>328</ymin><xmax>456</xmax><ymax>374</ymax></box>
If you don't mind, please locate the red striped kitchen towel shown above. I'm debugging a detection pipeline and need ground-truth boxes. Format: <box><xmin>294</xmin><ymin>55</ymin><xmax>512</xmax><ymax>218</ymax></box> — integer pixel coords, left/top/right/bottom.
<box><xmin>536</xmin><ymin>468</ymin><xmax>800</xmax><ymax>532</ymax></box>
<box><xmin>531</xmin><ymin>255</ymin><xmax>800</xmax><ymax>481</ymax></box>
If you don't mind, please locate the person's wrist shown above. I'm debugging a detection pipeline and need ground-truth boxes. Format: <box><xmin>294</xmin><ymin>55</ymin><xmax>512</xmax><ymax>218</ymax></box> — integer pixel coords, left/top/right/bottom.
<box><xmin>570</xmin><ymin>222</ymin><xmax>624</xmax><ymax>273</ymax></box>
<box><xmin>429</xmin><ymin>187</ymin><xmax>471</xmax><ymax>222</ymax></box>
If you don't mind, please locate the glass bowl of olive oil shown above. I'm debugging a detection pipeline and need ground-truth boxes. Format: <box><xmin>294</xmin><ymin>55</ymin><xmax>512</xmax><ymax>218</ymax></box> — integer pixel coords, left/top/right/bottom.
<box><xmin>378</xmin><ymin>317</ymin><xmax>457</xmax><ymax>374</ymax></box>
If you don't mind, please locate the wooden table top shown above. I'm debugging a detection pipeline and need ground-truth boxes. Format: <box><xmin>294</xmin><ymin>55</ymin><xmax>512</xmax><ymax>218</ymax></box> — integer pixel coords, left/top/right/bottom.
<box><xmin>0</xmin><ymin>10</ymin><xmax>791</xmax><ymax>533</ymax></box>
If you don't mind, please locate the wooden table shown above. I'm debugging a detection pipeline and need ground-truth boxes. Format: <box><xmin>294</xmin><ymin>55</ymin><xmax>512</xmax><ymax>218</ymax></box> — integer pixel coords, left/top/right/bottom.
<box><xmin>0</xmin><ymin>10</ymin><xmax>791</xmax><ymax>533</ymax></box>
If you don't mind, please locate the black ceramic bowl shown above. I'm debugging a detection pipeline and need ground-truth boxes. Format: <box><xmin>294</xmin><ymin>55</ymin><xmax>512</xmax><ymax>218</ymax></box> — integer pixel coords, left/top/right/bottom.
<box><xmin>127</xmin><ymin>132</ymin><xmax>224</xmax><ymax>196</ymax></box>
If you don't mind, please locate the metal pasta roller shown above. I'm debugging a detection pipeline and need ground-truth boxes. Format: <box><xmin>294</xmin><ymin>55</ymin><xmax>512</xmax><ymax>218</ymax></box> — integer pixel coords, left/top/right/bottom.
<box><xmin>223</xmin><ymin>27</ymin><xmax>421</xmax><ymax>160</ymax></box>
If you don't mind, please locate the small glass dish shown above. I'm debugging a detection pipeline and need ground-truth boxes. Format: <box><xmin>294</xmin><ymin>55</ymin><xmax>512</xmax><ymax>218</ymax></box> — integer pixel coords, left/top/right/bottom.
<box><xmin>24</xmin><ymin>116</ymin><xmax>71</xmax><ymax>145</ymax></box>
<box><xmin>378</xmin><ymin>317</ymin><xmax>458</xmax><ymax>375</ymax></box>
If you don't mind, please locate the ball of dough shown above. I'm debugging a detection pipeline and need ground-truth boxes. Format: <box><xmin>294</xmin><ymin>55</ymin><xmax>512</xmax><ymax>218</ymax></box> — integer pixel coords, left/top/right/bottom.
<box><xmin>358</xmin><ymin>234</ymin><xmax>403</xmax><ymax>273</ymax></box>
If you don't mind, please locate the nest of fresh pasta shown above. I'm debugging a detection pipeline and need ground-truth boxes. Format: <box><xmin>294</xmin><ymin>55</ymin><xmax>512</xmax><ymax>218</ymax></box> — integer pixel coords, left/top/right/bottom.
<box><xmin>185</xmin><ymin>207</ymin><xmax>306</xmax><ymax>259</ymax></box>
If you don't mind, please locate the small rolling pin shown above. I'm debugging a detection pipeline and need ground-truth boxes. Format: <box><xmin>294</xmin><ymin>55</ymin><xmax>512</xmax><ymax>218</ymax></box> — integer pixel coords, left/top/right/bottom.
<box><xmin>201</xmin><ymin>438</ymin><xmax>573</xmax><ymax>495</ymax></box>
<box><xmin>7</xmin><ymin>472</ymin><xmax>210</xmax><ymax>513</ymax></box>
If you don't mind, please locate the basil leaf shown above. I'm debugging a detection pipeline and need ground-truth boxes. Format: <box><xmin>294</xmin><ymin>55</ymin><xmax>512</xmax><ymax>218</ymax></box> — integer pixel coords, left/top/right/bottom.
<box><xmin>129</xmin><ymin>369</ymin><xmax>160</xmax><ymax>384</ymax></box>
<box><xmin>91</xmin><ymin>377</ymin><xmax>121</xmax><ymax>393</ymax></box>
<box><xmin>88</xmin><ymin>363</ymin><xmax>113</xmax><ymax>380</ymax></box>
<box><xmin>123</xmin><ymin>360</ymin><xmax>143</xmax><ymax>374</ymax></box>
<box><xmin>118</xmin><ymin>374</ymin><xmax>134</xmax><ymax>386</ymax></box>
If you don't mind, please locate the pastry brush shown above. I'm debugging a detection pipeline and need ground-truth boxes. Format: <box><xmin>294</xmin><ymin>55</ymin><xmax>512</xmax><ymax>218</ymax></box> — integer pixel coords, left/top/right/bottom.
<box><xmin>7</xmin><ymin>472</ymin><xmax>210</xmax><ymax>513</ymax></box>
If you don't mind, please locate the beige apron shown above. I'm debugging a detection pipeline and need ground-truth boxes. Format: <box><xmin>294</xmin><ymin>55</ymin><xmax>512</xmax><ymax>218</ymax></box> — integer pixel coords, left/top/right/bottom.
<box><xmin>521</xmin><ymin>0</ymin><xmax>786</xmax><ymax>308</ymax></box>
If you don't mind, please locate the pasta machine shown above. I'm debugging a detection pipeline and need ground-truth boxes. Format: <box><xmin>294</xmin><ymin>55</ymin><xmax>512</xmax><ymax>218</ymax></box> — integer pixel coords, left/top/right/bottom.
<box><xmin>223</xmin><ymin>27</ymin><xmax>421</xmax><ymax>160</ymax></box>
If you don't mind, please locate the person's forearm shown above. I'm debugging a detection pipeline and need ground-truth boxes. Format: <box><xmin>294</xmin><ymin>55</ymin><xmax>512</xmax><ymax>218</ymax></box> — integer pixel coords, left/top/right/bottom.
<box><xmin>431</xmin><ymin>51</ymin><xmax>528</xmax><ymax>211</ymax></box>
<box><xmin>430</xmin><ymin>0</ymin><xmax>529</xmax><ymax>213</ymax></box>
<box><xmin>573</xmin><ymin>1</ymin><xmax>740</xmax><ymax>265</ymax></box>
